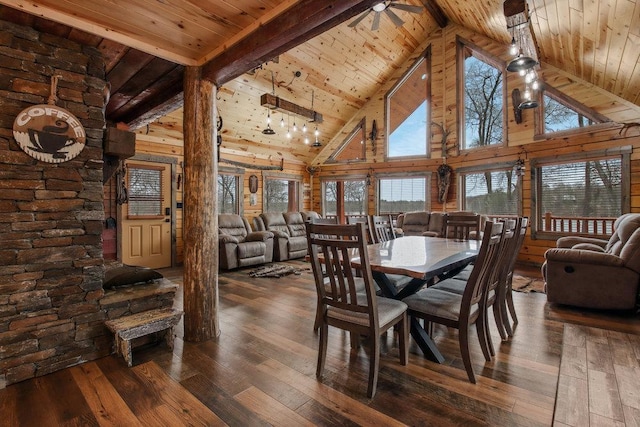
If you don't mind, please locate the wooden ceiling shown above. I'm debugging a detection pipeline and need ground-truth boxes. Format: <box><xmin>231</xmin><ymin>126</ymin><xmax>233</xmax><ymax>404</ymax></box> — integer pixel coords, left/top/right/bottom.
<box><xmin>1</xmin><ymin>0</ymin><xmax>638</xmax><ymax>165</ymax></box>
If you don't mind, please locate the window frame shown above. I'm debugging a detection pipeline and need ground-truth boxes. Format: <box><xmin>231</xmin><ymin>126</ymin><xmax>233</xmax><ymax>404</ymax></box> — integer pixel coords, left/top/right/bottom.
<box><xmin>533</xmin><ymin>85</ymin><xmax>613</xmax><ymax>140</ymax></box>
<box><xmin>262</xmin><ymin>171</ymin><xmax>303</xmax><ymax>213</ymax></box>
<box><xmin>376</xmin><ymin>172</ymin><xmax>431</xmax><ymax>216</ymax></box>
<box><xmin>384</xmin><ymin>46</ymin><xmax>431</xmax><ymax>161</ymax></box>
<box><xmin>530</xmin><ymin>147</ymin><xmax>631</xmax><ymax>240</ymax></box>
<box><xmin>326</xmin><ymin>117</ymin><xmax>366</xmax><ymax>164</ymax></box>
<box><xmin>456</xmin><ymin>36</ymin><xmax>508</xmax><ymax>152</ymax></box>
<box><xmin>457</xmin><ymin>162</ymin><xmax>522</xmax><ymax>216</ymax></box>
<box><xmin>217</xmin><ymin>165</ymin><xmax>244</xmax><ymax>215</ymax></box>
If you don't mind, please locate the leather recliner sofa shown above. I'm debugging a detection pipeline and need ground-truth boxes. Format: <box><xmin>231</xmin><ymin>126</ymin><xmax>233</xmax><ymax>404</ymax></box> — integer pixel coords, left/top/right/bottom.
<box><xmin>542</xmin><ymin>213</ymin><xmax>640</xmax><ymax>310</ymax></box>
<box><xmin>218</xmin><ymin>214</ymin><xmax>274</xmax><ymax>270</ymax></box>
<box><xmin>255</xmin><ymin>212</ymin><xmax>309</xmax><ymax>261</ymax></box>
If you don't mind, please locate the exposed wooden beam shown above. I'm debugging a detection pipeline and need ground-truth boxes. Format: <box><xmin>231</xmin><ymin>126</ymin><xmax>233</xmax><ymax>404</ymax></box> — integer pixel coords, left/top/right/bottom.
<box><xmin>202</xmin><ymin>0</ymin><xmax>382</xmax><ymax>86</ymax></box>
<box><xmin>260</xmin><ymin>93</ymin><xmax>323</xmax><ymax>123</ymax></box>
<box><xmin>421</xmin><ymin>0</ymin><xmax>448</xmax><ymax>28</ymax></box>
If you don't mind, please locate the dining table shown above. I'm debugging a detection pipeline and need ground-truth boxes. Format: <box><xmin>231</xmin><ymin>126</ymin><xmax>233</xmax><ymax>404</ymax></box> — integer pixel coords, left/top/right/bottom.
<box><xmin>350</xmin><ymin>235</ymin><xmax>480</xmax><ymax>363</ymax></box>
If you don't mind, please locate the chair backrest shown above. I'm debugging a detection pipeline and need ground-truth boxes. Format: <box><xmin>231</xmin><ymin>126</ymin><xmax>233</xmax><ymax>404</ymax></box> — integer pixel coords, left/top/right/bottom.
<box><xmin>369</xmin><ymin>214</ymin><xmax>396</xmax><ymax>243</ymax></box>
<box><xmin>503</xmin><ymin>217</ymin><xmax>528</xmax><ymax>284</ymax></box>
<box><xmin>485</xmin><ymin>218</ymin><xmax>518</xmax><ymax>297</ymax></box>
<box><xmin>311</xmin><ymin>217</ymin><xmax>338</xmax><ymax>225</ymax></box>
<box><xmin>218</xmin><ymin>214</ymin><xmax>250</xmax><ymax>242</ymax></box>
<box><xmin>284</xmin><ymin>212</ymin><xmax>306</xmax><ymax>237</ymax></box>
<box><xmin>346</xmin><ymin>215</ymin><xmax>374</xmax><ymax>243</ymax></box>
<box><xmin>260</xmin><ymin>212</ymin><xmax>289</xmax><ymax>235</ymax></box>
<box><xmin>399</xmin><ymin>211</ymin><xmax>431</xmax><ymax>236</ymax></box>
<box><xmin>446</xmin><ymin>212</ymin><xmax>482</xmax><ymax>241</ymax></box>
<box><xmin>460</xmin><ymin>221</ymin><xmax>505</xmax><ymax>313</ymax></box>
<box><xmin>606</xmin><ymin>213</ymin><xmax>640</xmax><ymax>256</ymax></box>
<box><xmin>306</xmin><ymin>223</ymin><xmax>378</xmax><ymax>328</ymax></box>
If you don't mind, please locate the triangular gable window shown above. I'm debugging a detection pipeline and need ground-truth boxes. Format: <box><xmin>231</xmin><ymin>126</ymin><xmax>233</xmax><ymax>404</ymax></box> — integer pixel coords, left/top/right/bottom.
<box><xmin>327</xmin><ymin>118</ymin><xmax>366</xmax><ymax>163</ymax></box>
<box><xmin>535</xmin><ymin>85</ymin><xmax>610</xmax><ymax>137</ymax></box>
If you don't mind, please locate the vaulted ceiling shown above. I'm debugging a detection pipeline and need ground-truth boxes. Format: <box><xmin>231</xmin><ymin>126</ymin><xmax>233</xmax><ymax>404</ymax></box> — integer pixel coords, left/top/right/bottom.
<box><xmin>1</xmin><ymin>0</ymin><xmax>638</xmax><ymax>165</ymax></box>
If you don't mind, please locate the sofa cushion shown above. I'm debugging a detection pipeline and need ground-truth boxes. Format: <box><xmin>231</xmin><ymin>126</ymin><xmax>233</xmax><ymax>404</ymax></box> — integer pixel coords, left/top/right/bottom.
<box><xmin>218</xmin><ymin>213</ymin><xmax>248</xmax><ymax>243</ymax></box>
<box><xmin>288</xmin><ymin>235</ymin><xmax>308</xmax><ymax>253</ymax></box>
<box><xmin>401</xmin><ymin>211</ymin><xmax>431</xmax><ymax>236</ymax></box>
<box><xmin>285</xmin><ymin>212</ymin><xmax>306</xmax><ymax>237</ymax></box>
<box><xmin>261</xmin><ymin>212</ymin><xmax>290</xmax><ymax>236</ymax></box>
<box><xmin>237</xmin><ymin>241</ymin><xmax>267</xmax><ymax>259</ymax></box>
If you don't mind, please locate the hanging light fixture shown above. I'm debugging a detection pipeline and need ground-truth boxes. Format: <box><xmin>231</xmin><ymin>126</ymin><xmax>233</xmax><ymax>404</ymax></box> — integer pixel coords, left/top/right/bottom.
<box><xmin>312</xmin><ymin>126</ymin><xmax>321</xmax><ymax>147</ymax></box>
<box><xmin>262</xmin><ymin>71</ymin><xmax>277</xmax><ymax>135</ymax></box>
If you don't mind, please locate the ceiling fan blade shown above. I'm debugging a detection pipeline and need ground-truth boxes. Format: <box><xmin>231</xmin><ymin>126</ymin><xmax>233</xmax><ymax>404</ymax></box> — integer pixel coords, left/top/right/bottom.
<box><xmin>371</xmin><ymin>12</ymin><xmax>381</xmax><ymax>31</ymax></box>
<box><xmin>385</xmin><ymin>8</ymin><xmax>405</xmax><ymax>27</ymax></box>
<box><xmin>348</xmin><ymin>10</ymin><xmax>371</xmax><ymax>28</ymax></box>
<box><xmin>390</xmin><ymin>3</ymin><xmax>424</xmax><ymax>14</ymax></box>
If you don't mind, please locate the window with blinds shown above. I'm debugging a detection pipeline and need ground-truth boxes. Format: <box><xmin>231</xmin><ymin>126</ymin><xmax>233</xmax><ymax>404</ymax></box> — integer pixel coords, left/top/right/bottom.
<box><xmin>378</xmin><ymin>176</ymin><xmax>427</xmax><ymax>215</ymax></box>
<box><xmin>127</xmin><ymin>166</ymin><xmax>163</xmax><ymax>217</ymax></box>
<box><xmin>538</xmin><ymin>157</ymin><xmax>622</xmax><ymax>234</ymax></box>
<box><xmin>461</xmin><ymin>170</ymin><xmax>519</xmax><ymax>215</ymax></box>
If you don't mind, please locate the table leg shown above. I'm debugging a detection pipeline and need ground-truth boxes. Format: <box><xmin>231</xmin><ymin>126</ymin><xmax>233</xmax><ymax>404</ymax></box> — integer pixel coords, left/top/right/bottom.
<box><xmin>410</xmin><ymin>317</ymin><xmax>445</xmax><ymax>363</ymax></box>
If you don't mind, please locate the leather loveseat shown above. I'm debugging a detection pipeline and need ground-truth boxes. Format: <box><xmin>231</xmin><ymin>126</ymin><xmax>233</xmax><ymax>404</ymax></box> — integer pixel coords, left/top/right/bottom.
<box><xmin>396</xmin><ymin>211</ymin><xmax>447</xmax><ymax>237</ymax></box>
<box><xmin>255</xmin><ymin>212</ymin><xmax>309</xmax><ymax>261</ymax></box>
<box><xmin>542</xmin><ymin>213</ymin><xmax>640</xmax><ymax>310</ymax></box>
<box><xmin>218</xmin><ymin>214</ymin><xmax>274</xmax><ymax>270</ymax></box>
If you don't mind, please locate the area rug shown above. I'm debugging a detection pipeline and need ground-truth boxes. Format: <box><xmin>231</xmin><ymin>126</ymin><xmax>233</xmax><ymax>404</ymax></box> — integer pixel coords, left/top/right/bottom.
<box><xmin>248</xmin><ymin>263</ymin><xmax>310</xmax><ymax>278</ymax></box>
<box><xmin>512</xmin><ymin>274</ymin><xmax>545</xmax><ymax>293</ymax></box>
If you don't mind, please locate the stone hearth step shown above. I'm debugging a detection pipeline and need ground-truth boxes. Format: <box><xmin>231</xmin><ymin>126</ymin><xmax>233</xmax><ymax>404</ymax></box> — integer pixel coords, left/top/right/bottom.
<box><xmin>105</xmin><ymin>308</ymin><xmax>183</xmax><ymax>367</ymax></box>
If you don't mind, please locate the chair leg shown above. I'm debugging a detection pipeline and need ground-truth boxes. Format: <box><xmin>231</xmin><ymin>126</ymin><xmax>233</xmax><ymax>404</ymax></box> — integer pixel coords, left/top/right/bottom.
<box><xmin>398</xmin><ymin>314</ymin><xmax>408</xmax><ymax>366</ymax></box>
<box><xmin>476</xmin><ymin>311</ymin><xmax>492</xmax><ymax>362</ymax></box>
<box><xmin>459</xmin><ymin>326</ymin><xmax>476</xmax><ymax>384</ymax></box>
<box><xmin>367</xmin><ymin>334</ymin><xmax>380</xmax><ymax>399</ymax></box>
<box><xmin>316</xmin><ymin>323</ymin><xmax>328</xmax><ymax>379</ymax></box>
<box><xmin>499</xmin><ymin>295</ymin><xmax>513</xmax><ymax>337</ymax></box>
<box><xmin>506</xmin><ymin>278</ymin><xmax>519</xmax><ymax>326</ymax></box>
<box><xmin>493</xmin><ymin>303</ymin><xmax>507</xmax><ymax>341</ymax></box>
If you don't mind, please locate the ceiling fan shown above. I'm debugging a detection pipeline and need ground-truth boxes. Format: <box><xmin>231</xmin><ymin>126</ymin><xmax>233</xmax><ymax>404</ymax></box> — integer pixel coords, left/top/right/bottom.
<box><xmin>348</xmin><ymin>1</ymin><xmax>423</xmax><ymax>31</ymax></box>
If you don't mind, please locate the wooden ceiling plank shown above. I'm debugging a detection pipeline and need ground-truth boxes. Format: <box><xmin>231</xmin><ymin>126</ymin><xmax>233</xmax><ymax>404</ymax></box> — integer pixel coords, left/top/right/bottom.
<box><xmin>98</xmin><ymin>39</ymin><xmax>130</xmax><ymax>74</ymax></box>
<box><xmin>0</xmin><ymin>0</ymin><xmax>199</xmax><ymax>64</ymax></box>
<box><xmin>422</xmin><ymin>0</ymin><xmax>448</xmax><ymax>28</ymax></box>
<box><xmin>202</xmin><ymin>0</ymin><xmax>382</xmax><ymax>86</ymax></box>
<box><xmin>106</xmin><ymin>49</ymin><xmax>155</xmax><ymax>95</ymax></box>
<box><xmin>108</xmin><ymin>60</ymin><xmax>184</xmax><ymax>122</ymax></box>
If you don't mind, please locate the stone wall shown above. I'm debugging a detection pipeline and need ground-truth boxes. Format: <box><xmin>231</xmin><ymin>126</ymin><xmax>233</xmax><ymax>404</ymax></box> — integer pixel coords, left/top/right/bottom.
<box><xmin>0</xmin><ymin>19</ymin><xmax>110</xmax><ymax>388</ymax></box>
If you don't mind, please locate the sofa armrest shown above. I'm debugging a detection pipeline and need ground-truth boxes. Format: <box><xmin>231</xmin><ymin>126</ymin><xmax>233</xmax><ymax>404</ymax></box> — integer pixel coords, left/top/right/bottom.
<box><xmin>219</xmin><ymin>234</ymin><xmax>239</xmax><ymax>244</ymax></box>
<box><xmin>556</xmin><ymin>236</ymin><xmax>608</xmax><ymax>249</ymax></box>
<box><xmin>245</xmin><ymin>231</ymin><xmax>274</xmax><ymax>242</ymax></box>
<box><xmin>270</xmin><ymin>230</ymin><xmax>289</xmax><ymax>239</ymax></box>
<box><xmin>544</xmin><ymin>248</ymin><xmax>624</xmax><ymax>268</ymax></box>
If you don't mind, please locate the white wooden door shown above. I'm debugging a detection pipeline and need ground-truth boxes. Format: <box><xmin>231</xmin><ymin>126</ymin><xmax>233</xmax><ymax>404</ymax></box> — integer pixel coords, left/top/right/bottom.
<box><xmin>120</xmin><ymin>160</ymin><xmax>172</xmax><ymax>269</ymax></box>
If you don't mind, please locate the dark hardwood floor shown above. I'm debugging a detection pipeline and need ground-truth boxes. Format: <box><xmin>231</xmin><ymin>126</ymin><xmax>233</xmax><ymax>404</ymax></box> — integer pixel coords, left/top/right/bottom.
<box><xmin>1</xmin><ymin>261</ymin><xmax>638</xmax><ymax>426</ymax></box>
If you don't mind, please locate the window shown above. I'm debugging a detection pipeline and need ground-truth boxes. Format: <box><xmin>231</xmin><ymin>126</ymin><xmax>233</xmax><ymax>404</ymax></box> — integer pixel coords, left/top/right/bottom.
<box><xmin>385</xmin><ymin>47</ymin><xmax>430</xmax><ymax>159</ymax></box>
<box><xmin>263</xmin><ymin>172</ymin><xmax>302</xmax><ymax>213</ymax></box>
<box><xmin>460</xmin><ymin>167</ymin><xmax>520</xmax><ymax>215</ymax></box>
<box><xmin>127</xmin><ymin>165</ymin><xmax>163</xmax><ymax>217</ymax></box>
<box><xmin>535</xmin><ymin>85</ymin><xmax>610</xmax><ymax>137</ymax></box>
<box><xmin>377</xmin><ymin>175</ymin><xmax>429</xmax><ymax>215</ymax></box>
<box><xmin>322</xmin><ymin>178</ymin><xmax>367</xmax><ymax>218</ymax></box>
<box><xmin>532</xmin><ymin>148</ymin><xmax>630</xmax><ymax>237</ymax></box>
<box><xmin>218</xmin><ymin>174</ymin><xmax>239</xmax><ymax>214</ymax></box>
<box><xmin>327</xmin><ymin>118</ymin><xmax>366</xmax><ymax>163</ymax></box>
<box><xmin>458</xmin><ymin>39</ymin><xmax>506</xmax><ymax>150</ymax></box>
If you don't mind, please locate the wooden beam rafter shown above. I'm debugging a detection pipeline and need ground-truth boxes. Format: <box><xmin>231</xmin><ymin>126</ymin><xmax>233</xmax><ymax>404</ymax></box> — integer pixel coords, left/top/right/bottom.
<box><xmin>260</xmin><ymin>93</ymin><xmax>323</xmax><ymax>123</ymax></box>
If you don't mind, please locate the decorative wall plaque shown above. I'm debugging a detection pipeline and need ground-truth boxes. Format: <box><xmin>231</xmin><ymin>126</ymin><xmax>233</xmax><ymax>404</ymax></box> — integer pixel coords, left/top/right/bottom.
<box><xmin>13</xmin><ymin>104</ymin><xmax>86</xmax><ymax>163</ymax></box>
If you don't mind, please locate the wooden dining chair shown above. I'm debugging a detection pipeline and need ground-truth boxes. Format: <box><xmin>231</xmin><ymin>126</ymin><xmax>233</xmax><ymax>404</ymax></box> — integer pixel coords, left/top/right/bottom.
<box><xmin>369</xmin><ymin>214</ymin><xmax>396</xmax><ymax>244</ymax></box>
<box><xmin>402</xmin><ymin>221</ymin><xmax>505</xmax><ymax>383</ymax></box>
<box><xmin>497</xmin><ymin>217</ymin><xmax>528</xmax><ymax>337</ymax></box>
<box><xmin>346</xmin><ymin>215</ymin><xmax>374</xmax><ymax>243</ymax></box>
<box><xmin>445</xmin><ymin>212</ymin><xmax>482</xmax><ymax>241</ymax></box>
<box><xmin>306</xmin><ymin>222</ymin><xmax>409</xmax><ymax>398</ymax></box>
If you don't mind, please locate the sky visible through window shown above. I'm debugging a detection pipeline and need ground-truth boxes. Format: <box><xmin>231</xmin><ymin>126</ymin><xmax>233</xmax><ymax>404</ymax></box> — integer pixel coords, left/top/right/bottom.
<box><xmin>388</xmin><ymin>102</ymin><xmax>427</xmax><ymax>157</ymax></box>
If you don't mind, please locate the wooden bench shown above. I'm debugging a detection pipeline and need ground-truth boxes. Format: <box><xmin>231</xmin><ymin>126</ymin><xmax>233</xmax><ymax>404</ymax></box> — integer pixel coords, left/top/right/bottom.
<box><xmin>105</xmin><ymin>308</ymin><xmax>183</xmax><ymax>367</ymax></box>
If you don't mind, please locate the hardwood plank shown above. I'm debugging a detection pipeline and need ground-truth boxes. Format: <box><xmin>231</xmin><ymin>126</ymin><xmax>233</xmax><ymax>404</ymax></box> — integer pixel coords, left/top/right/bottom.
<box><xmin>614</xmin><ymin>364</ymin><xmax>640</xmax><ymax>411</ymax></box>
<box><xmin>588</xmin><ymin>370</ymin><xmax>625</xmax><ymax>422</ymax></box>
<box><xmin>554</xmin><ymin>375</ymin><xmax>589</xmax><ymax>426</ymax></box>
<box><xmin>234</xmin><ymin>386</ymin><xmax>316</xmax><ymax>426</ymax></box>
<box><xmin>68</xmin><ymin>362</ymin><xmax>143</xmax><ymax>427</ymax></box>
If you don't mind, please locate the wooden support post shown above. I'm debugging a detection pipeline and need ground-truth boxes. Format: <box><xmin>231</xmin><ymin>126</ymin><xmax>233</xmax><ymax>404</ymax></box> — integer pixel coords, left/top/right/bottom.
<box><xmin>183</xmin><ymin>66</ymin><xmax>219</xmax><ymax>341</ymax></box>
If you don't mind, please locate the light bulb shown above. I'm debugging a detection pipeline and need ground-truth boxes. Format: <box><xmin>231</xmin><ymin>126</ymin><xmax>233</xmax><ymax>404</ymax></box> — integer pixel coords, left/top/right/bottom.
<box><xmin>532</xmin><ymin>79</ymin><xmax>540</xmax><ymax>90</ymax></box>
<box><xmin>525</xmin><ymin>71</ymin><xmax>535</xmax><ymax>83</ymax></box>
<box><xmin>519</xmin><ymin>68</ymin><xmax>527</xmax><ymax>77</ymax></box>
<box><xmin>280</xmin><ymin>116</ymin><xmax>285</xmax><ymax>127</ymax></box>
<box><xmin>304</xmin><ymin>136</ymin><xmax>309</xmax><ymax>144</ymax></box>
<box><xmin>314</xmin><ymin>127</ymin><xmax>319</xmax><ymax>137</ymax></box>
<box><xmin>266</xmin><ymin>112</ymin><xmax>271</xmax><ymax>124</ymax></box>
<box><xmin>286</xmin><ymin>129</ymin><xmax>291</xmax><ymax>139</ymax></box>
<box><xmin>302</xmin><ymin>123</ymin><xmax>307</xmax><ymax>133</ymax></box>
<box><xmin>523</xmin><ymin>89</ymin><xmax>531</xmax><ymax>100</ymax></box>
<box><xmin>509</xmin><ymin>37</ymin><xmax>519</xmax><ymax>56</ymax></box>
<box><xmin>293</xmin><ymin>121</ymin><xmax>297</xmax><ymax>132</ymax></box>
